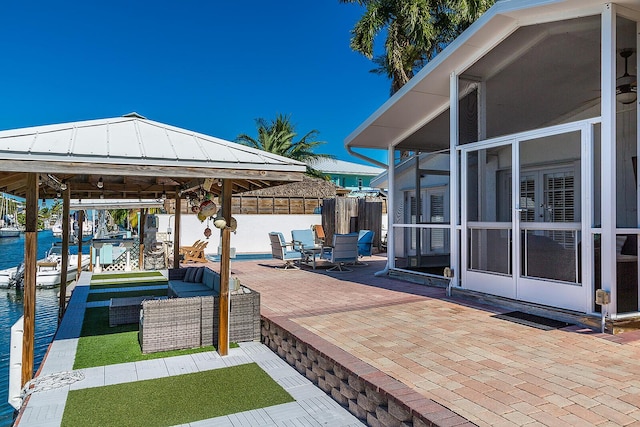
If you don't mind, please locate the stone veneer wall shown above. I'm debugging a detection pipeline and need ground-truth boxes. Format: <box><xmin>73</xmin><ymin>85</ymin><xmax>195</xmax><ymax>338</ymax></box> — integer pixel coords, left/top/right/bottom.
<box><xmin>261</xmin><ymin>316</ymin><xmax>474</xmax><ymax>427</ymax></box>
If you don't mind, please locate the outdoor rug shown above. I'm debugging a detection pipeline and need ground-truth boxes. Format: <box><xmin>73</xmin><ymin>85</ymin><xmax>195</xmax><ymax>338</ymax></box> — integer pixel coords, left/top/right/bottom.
<box><xmin>492</xmin><ymin>311</ymin><xmax>572</xmax><ymax>331</ymax></box>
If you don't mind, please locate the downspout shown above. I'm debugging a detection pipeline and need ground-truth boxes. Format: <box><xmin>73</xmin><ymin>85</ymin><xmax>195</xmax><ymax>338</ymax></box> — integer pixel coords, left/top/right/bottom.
<box><xmin>375</xmin><ymin>145</ymin><xmax>395</xmax><ymax>276</ymax></box>
<box><xmin>345</xmin><ymin>142</ymin><xmax>392</xmax><ymax>276</ymax></box>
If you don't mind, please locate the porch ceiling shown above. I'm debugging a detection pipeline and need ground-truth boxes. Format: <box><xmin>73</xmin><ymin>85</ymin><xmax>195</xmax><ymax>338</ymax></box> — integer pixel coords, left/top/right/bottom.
<box><xmin>0</xmin><ymin>114</ymin><xmax>306</xmax><ymax>200</ymax></box>
<box><xmin>346</xmin><ymin>0</ymin><xmax>639</xmax><ymax>153</ymax></box>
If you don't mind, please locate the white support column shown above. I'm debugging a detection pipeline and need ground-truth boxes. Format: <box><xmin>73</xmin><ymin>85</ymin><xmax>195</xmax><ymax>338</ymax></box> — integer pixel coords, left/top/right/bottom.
<box><xmin>387</xmin><ymin>145</ymin><xmax>396</xmax><ymax>270</ymax></box>
<box><xmin>450</xmin><ymin>71</ymin><xmax>460</xmax><ymax>287</ymax></box>
<box><xmin>601</xmin><ymin>3</ymin><xmax>617</xmax><ymax>314</ymax></box>
<box><xmin>635</xmin><ymin>20</ymin><xmax>639</xmax><ymax>312</ymax></box>
<box><xmin>582</xmin><ymin>122</ymin><xmax>594</xmax><ymax>312</ymax></box>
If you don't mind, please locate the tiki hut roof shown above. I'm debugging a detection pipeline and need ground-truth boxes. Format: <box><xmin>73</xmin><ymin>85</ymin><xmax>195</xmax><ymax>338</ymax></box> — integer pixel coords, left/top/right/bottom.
<box><xmin>239</xmin><ymin>175</ymin><xmax>348</xmax><ymax>198</ymax></box>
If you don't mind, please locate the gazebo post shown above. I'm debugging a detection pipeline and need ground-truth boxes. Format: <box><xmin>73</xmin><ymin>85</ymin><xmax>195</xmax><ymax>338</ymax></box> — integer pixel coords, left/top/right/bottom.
<box><xmin>139</xmin><ymin>208</ymin><xmax>147</xmax><ymax>269</ymax></box>
<box><xmin>218</xmin><ymin>179</ymin><xmax>232</xmax><ymax>356</ymax></box>
<box><xmin>58</xmin><ymin>185</ymin><xmax>70</xmax><ymax>324</ymax></box>
<box><xmin>22</xmin><ymin>173</ymin><xmax>38</xmax><ymax>387</ymax></box>
<box><xmin>173</xmin><ymin>194</ymin><xmax>181</xmax><ymax>269</ymax></box>
<box><xmin>76</xmin><ymin>209</ymin><xmax>84</xmax><ymax>281</ymax></box>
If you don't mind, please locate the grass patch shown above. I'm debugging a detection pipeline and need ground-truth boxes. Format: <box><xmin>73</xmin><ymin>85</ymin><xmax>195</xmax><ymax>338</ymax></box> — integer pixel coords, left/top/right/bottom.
<box><xmin>74</xmin><ymin>307</ymin><xmax>214</xmax><ymax>369</ymax></box>
<box><xmin>86</xmin><ymin>289</ymin><xmax>167</xmax><ymax>302</ymax></box>
<box><xmin>74</xmin><ymin>331</ymin><xmax>214</xmax><ymax>369</ymax></box>
<box><xmin>89</xmin><ymin>280</ymin><xmax>167</xmax><ymax>289</ymax></box>
<box><xmin>91</xmin><ymin>271</ymin><xmax>164</xmax><ymax>281</ymax></box>
<box><xmin>62</xmin><ymin>363</ymin><xmax>293</xmax><ymax>427</ymax></box>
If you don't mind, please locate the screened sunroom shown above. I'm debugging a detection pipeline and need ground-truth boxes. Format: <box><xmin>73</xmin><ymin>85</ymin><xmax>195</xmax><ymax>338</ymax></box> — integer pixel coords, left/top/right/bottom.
<box><xmin>347</xmin><ymin>0</ymin><xmax>639</xmax><ymax>318</ymax></box>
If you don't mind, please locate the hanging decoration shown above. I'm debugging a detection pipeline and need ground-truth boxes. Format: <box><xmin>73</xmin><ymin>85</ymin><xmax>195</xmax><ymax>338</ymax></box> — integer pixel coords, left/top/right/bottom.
<box><xmin>213</xmin><ymin>209</ymin><xmax>227</xmax><ymax>229</ymax></box>
<box><xmin>204</xmin><ymin>217</ymin><xmax>212</xmax><ymax>239</ymax></box>
<box><xmin>181</xmin><ymin>182</ymin><xmax>238</xmax><ymax>233</ymax></box>
<box><xmin>199</xmin><ymin>199</ymin><xmax>217</xmax><ymax>217</ymax></box>
<box><xmin>228</xmin><ymin>217</ymin><xmax>237</xmax><ymax>233</ymax></box>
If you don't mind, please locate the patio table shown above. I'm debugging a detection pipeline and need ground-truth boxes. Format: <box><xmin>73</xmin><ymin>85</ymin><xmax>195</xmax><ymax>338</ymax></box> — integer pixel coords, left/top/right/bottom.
<box><xmin>109</xmin><ymin>295</ymin><xmax>166</xmax><ymax>327</ymax></box>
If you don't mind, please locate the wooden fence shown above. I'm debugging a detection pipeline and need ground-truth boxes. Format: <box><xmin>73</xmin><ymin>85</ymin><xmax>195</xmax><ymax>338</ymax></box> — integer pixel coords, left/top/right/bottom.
<box><xmin>322</xmin><ymin>198</ymin><xmax>383</xmax><ymax>251</ymax></box>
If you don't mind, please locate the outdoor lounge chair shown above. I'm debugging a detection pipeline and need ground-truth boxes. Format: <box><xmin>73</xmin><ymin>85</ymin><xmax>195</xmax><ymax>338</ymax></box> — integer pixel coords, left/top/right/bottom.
<box><xmin>312</xmin><ymin>224</ymin><xmax>326</xmax><ymax>245</ymax></box>
<box><xmin>179</xmin><ymin>240</ymin><xmax>208</xmax><ymax>263</ymax></box>
<box><xmin>269</xmin><ymin>232</ymin><xmax>304</xmax><ymax>270</ymax></box>
<box><xmin>291</xmin><ymin>229</ymin><xmax>326</xmax><ymax>269</ymax></box>
<box><xmin>321</xmin><ymin>233</ymin><xmax>359</xmax><ymax>272</ymax></box>
<box><xmin>355</xmin><ymin>230</ymin><xmax>375</xmax><ymax>266</ymax></box>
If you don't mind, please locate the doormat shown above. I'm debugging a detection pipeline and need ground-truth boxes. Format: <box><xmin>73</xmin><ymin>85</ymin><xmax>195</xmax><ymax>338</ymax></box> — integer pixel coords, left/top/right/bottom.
<box><xmin>492</xmin><ymin>311</ymin><xmax>572</xmax><ymax>330</ymax></box>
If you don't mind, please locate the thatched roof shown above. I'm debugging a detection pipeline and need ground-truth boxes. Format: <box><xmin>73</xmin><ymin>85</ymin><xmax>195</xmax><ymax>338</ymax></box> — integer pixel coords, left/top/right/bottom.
<box><xmin>238</xmin><ymin>175</ymin><xmax>347</xmax><ymax>198</ymax></box>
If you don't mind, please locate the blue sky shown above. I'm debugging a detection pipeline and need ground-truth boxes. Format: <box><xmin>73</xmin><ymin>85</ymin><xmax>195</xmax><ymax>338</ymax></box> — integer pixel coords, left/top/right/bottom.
<box><xmin>0</xmin><ymin>2</ymin><xmax>390</xmax><ymax>165</ymax></box>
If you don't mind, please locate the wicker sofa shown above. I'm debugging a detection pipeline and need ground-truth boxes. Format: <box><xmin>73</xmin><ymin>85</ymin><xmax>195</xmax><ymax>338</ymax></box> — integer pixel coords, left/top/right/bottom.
<box><xmin>138</xmin><ymin>267</ymin><xmax>260</xmax><ymax>353</ymax></box>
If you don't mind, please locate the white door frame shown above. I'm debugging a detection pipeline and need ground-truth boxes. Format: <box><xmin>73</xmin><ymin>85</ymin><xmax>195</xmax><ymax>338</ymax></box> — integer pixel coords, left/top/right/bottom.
<box><xmin>459</xmin><ymin>118</ymin><xmax>599</xmax><ymax>312</ymax></box>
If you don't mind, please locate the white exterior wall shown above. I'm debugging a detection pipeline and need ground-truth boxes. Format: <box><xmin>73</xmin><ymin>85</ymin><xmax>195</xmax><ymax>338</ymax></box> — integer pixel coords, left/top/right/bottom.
<box><xmin>157</xmin><ymin>214</ymin><xmax>322</xmax><ymax>255</ymax></box>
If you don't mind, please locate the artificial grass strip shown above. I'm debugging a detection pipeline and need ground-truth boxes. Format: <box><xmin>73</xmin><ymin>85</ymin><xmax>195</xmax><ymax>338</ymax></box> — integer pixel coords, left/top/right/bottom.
<box><xmin>74</xmin><ymin>331</ymin><xmax>215</xmax><ymax>369</ymax></box>
<box><xmin>89</xmin><ymin>280</ymin><xmax>168</xmax><ymax>289</ymax></box>
<box><xmin>75</xmin><ymin>307</ymin><xmax>214</xmax><ymax>369</ymax></box>
<box><xmin>85</xmin><ymin>288</ymin><xmax>167</xmax><ymax>302</ymax></box>
<box><xmin>91</xmin><ymin>271</ymin><xmax>164</xmax><ymax>280</ymax></box>
<box><xmin>62</xmin><ymin>363</ymin><xmax>294</xmax><ymax>427</ymax></box>
<box><xmin>81</xmin><ymin>307</ymin><xmax>135</xmax><ymax>337</ymax></box>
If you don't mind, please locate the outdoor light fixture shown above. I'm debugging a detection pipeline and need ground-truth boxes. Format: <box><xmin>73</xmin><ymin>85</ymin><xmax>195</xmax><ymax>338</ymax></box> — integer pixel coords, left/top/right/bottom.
<box><xmin>97</xmin><ymin>177</ymin><xmax>104</xmax><ymax>189</ymax></box>
<box><xmin>617</xmin><ymin>49</ymin><xmax>637</xmax><ymax>105</ymax></box>
<box><xmin>60</xmin><ymin>181</ymin><xmax>67</xmax><ymax>191</ymax></box>
<box><xmin>41</xmin><ymin>197</ymin><xmax>46</xmax><ymax>207</ymax></box>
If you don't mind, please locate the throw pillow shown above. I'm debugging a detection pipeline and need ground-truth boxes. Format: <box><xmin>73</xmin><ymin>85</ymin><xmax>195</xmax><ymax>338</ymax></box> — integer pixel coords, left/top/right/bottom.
<box><xmin>194</xmin><ymin>267</ymin><xmax>205</xmax><ymax>283</ymax></box>
<box><xmin>184</xmin><ymin>267</ymin><xmax>197</xmax><ymax>283</ymax></box>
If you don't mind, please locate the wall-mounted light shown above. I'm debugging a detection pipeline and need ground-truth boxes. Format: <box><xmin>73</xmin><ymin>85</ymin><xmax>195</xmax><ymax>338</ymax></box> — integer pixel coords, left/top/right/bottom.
<box><xmin>97</xmin><ymin>177</ymin><xmax>104</xmax><ymax>189</ymax></box>
<box><xmin>60</xmin><ymin>180</ymin><xmax>67</xmax><ymax>191</ymax></box>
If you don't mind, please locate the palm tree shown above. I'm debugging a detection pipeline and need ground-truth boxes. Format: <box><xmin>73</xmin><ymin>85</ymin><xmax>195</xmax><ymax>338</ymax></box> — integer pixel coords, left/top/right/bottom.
<box><xmin>342</xmin><ymin>0</ymin><xmax>494</xmax><ymax>94</ymax></box>
<box><xmin>236</xmin><ymin>114</ymin><xmax>335</xmax><ymax>179</ymax></box>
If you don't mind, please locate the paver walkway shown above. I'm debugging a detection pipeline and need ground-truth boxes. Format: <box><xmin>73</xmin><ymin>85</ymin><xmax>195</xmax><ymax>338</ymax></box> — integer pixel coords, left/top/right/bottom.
<box><xmin>232</xmin><ymin>256</ymin><xmax>640</xmax><ymax>427</ymax></box>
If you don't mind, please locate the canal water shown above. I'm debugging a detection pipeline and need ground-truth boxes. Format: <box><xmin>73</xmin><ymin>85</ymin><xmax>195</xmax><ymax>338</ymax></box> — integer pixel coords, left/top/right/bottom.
<box><xmin>0</xmin><ymin>230</ymin><xmax>80</xmax><ymax>426</ymax></box>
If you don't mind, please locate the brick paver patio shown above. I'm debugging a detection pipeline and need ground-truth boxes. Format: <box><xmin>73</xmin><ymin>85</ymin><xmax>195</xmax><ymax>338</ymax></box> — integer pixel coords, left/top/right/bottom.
<box><xmin>230</xmin><ymin>255</ymin><xmax>640</xmax><ymax>426</ymax></box>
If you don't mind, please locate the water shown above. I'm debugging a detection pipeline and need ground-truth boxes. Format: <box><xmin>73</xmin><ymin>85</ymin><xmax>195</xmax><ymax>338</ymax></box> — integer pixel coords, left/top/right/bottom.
<box><xmin>0</xmin><ymin>230</ymin><xmax>80</xmax><ymax>426</ymax></box>
<box><xmin>206</xmin><ymin>253</ymin><xmax>271</xmax><ymax>262</ymax></box>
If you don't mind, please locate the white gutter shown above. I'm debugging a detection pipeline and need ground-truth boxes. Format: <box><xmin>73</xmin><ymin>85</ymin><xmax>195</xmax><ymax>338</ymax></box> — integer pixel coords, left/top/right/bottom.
<box><xmin>346</xmin><ymin>144</ymin><xmax>388</xmax><ymax>169</ymax></box>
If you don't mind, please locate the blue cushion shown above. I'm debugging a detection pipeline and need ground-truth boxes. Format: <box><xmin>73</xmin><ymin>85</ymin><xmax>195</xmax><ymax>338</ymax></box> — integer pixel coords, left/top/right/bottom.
<box><xmin>184</xmin><ymin>267</ymin><xmax>197</xmax><ymax>282</ymax></box>
<box><xmin>202</xmin><ymin>268</ymin><xmax>216</xmax><ymax>290</ymax></box>
<box><xmin>194</xmin><ymin>267</ymin><xmax>205</xmax><ymax>283</ymax></box>
<box><xmin>292</xmin><ymin>229</ymin><xmax>316</xmax><ymax>251</ymax></box>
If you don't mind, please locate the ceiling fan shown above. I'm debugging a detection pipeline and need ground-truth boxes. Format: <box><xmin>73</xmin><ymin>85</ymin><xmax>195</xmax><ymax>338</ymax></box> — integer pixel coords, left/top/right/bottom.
<box><xmin>616</xmin><ymin>48</ymin><xmax>637</xmax><ymax>104</ymax></box>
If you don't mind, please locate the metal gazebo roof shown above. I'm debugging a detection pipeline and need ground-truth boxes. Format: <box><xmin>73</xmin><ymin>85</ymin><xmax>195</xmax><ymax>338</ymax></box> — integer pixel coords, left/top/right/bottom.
<box><xmin>0</xmin><ymin>113</ymin><xmax>306</xmax><ymax>199</ymax></box>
